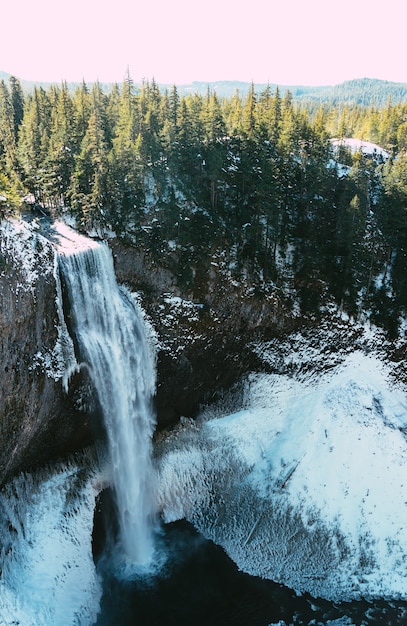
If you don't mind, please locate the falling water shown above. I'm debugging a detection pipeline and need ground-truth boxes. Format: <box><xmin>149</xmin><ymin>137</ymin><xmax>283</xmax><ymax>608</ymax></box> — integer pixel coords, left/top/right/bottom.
<box><xmin>58</xmin><ymin>240</ymin><xmax>157</xmax><ymax>565</ymax></box>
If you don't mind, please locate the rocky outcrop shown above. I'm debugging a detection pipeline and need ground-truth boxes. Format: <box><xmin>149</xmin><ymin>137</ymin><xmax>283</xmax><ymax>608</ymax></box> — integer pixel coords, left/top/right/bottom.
<box><xmin>0</xmin><ymin>219</ymin><xmax>94</xmax><ymax>486</ymax></box>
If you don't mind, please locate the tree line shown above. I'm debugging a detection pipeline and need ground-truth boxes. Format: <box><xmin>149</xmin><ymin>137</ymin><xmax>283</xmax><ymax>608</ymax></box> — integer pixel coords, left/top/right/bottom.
<box><xmin>1</xmin><ymin>75</ymin><xmax>407</xmax><ymax>335</ymax></box>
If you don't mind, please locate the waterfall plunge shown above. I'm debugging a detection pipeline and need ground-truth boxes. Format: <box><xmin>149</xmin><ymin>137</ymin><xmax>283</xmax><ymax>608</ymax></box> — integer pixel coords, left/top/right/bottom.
<box><xmin>58</xmin><ymin>238</ymin><xmax>157</xmax><ymax>565</ymax></box>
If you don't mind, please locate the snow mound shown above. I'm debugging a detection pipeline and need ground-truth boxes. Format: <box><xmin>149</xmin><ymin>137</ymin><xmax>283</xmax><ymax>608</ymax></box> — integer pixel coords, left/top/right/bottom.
<box><xmin>155</xmin><ymin>351</ymin><xmax>407</xmax><ymax>601</ymax></box>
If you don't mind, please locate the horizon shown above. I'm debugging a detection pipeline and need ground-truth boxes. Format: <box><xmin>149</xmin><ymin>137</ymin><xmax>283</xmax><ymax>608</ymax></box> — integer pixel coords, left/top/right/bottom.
<box><xmin>1</xmin><ymin>69</ymin><xmax>406</xmax><ymax>90</ymax></box>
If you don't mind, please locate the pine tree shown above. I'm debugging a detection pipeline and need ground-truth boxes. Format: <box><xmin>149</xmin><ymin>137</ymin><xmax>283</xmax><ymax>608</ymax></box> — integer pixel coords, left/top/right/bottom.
<box><xmin>106</xmin><ymin>82</ymin><xmax>121</xmax><ymax>139</ymax></box>
<box><xmin>0</xmin><ymin>171</ymin><xmax>20</xmax><ymax>217</ymax></box>
<box><xmin>134</xmin><ymin>79</ymin><xmax>163</xmax><ymax>170</ymax></box>
<box><xmin>44</xmin><ymin>82</ymin><xmax>76</xmax><ymax>207</ymax></box>
<box><xmin>108</xmin><ymin>75</ymin><xmax>144</xmax><ymax>232</ymax></box>
<box><xmin>69</xmin><ymin>83</ymin><xmax>111</xmax><ymax>228</ymax></box>
<box><xmin>169</xmin><ymin>84</ymin><xmax>180</xmax><ymax>136</ymax></box>
<box><xmin>18</xmin><ymin>87</ymin><xmax>51</xmax><ymax>203</ymax></box>
<box><xmin>0</xmin><ymin>80</ymin><xmax>18</xmax><ymax>173</ymax></box>
<box><xmin>269</xmin><ymin>86</ymin><xmax>282</xmax><ymax>147</ymax></box>
<box><xmin>174</xmin><ymin>94</ymin><xmax>203</xmax><ymax>188</ymax></box>
<box><xmin>72</xmin><ymin>81</ymin><xmax>92</xmax><ymax>149</ymax></box>
<box><xmin>200</xmin><ymin>90</ymin><xmax>226</xmax><ymax>211</ymax></box>
<box><xmin>225</xmin><ymin>89</ymin><xmax>243</xmax><ymax>135</ymax></box>
<box><xmin>242</xmin><ymin>82</ymin><xmax>256</xmax><ymax>140</ymax></box>
<box><xmin>9</xmin><ymin>76</ymin><xmax>24</xmax><ymax>141</ymax></box>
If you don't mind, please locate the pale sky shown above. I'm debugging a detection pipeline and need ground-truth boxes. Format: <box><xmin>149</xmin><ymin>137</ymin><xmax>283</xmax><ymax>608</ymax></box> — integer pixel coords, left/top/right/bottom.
<box><xmin>2</xmin><ymin>0</ymin><xmax>406</xmax><ymax>86</ymax></box>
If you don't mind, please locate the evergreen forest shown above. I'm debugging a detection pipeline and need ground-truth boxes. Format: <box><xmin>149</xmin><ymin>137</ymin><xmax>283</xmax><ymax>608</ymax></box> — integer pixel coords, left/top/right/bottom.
<box><xmin>1</xmin><ymin>75</ymin><xmax>407</xmax><ymax>336</ymax></box>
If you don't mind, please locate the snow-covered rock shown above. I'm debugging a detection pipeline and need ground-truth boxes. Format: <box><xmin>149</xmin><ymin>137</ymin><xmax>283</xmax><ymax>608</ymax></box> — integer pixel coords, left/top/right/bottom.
<box><xmin>155</xmin><ymin>349</ymin><xmax>407</xmax><ymax>602</ymax></box>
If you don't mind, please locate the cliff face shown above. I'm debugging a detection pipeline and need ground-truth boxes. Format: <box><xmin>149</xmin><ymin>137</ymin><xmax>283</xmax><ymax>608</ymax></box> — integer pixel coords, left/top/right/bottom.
<box><xmin>108</xmin><ymin>239</ymin><xmax>292</xmax><ymax>428</ymax></box>
<box><xmin>0</xmin><ymin>219</ymin><xmax>93</xmax><ymax>486</ymax></box>
<box><xmin>2</xmin><ymin>216</ymin><xmax>272</xmax><ymax>483</ymax></box>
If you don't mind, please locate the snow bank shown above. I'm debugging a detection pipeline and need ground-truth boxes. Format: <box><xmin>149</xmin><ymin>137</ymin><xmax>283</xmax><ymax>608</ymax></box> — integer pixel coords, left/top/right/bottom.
<box><xmin>155</xmin><ymin>351</ymin><xmax>407</xmax><ymax>601</ymax></box>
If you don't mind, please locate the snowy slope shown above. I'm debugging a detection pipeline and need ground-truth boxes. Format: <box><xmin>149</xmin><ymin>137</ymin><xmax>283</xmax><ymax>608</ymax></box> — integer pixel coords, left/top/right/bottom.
<box><xmin>155</xmin><ymin>349</ymin><xmax>407</xmax><ymax>601</ymax></box>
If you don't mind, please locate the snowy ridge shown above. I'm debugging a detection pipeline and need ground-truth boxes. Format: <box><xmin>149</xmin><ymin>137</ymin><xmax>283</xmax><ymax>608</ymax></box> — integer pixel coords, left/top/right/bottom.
<box><xmin>52</xmin><ymin>220</ymin><xmax>100</xmax><ymax>255</ymax></box>
<box><xmin>155</xmin><ymin>349</ymin><xmax>407</xmax><ymax>601</ymax></box>
<box><xmin>0</xmin><ymin>455</ymin><xmax>105</xmax><ymax>626</ymax></box>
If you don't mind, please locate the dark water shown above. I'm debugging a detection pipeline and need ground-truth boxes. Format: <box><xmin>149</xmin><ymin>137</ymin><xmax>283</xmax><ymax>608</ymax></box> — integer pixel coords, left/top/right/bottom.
<box><xmin>94</xmin><ymin>520</ymin><xmax>407</xmax><ymax>626</ymax></box>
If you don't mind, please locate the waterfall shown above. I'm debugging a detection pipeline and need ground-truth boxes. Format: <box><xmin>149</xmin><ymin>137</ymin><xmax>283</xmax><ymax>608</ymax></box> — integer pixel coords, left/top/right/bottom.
<box><xmin>58</xmin><ymin>238</ymin><xmax>157</xmax><ymax>565</ymax></box>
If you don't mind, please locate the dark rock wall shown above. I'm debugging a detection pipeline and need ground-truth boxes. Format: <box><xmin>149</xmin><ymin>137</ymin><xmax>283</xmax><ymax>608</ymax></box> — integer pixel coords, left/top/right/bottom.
<box><xmin>109</xmin><ymin>240</ymin><xmax>292</xmax><ymax>428</ymax></box>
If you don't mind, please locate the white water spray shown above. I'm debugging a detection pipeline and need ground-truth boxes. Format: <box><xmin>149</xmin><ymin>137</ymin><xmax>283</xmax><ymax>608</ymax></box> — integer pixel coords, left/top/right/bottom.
<box><xmin>58</xmin><ymin>238</ymin><xmax>157</xmax><ymax>565</ymax></box>
<box><xmin>0</xmin><ymin>458</ymin><xmax>102</xmax><ymax>626</ymax></box>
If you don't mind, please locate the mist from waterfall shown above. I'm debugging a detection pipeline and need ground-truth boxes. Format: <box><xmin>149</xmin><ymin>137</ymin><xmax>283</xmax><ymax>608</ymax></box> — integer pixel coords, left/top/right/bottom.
<box><xmin>58</xmin><ymin>241</ymin><xmax>157</xmax><ymax>566</ymax></box>
<box><xmin>0</xmin><ymin>457</ymin><xmax>102</xmax><ymax>626</ymax></box>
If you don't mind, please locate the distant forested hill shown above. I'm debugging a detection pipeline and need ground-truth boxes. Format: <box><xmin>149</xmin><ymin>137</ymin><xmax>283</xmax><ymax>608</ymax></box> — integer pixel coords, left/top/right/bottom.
<box><xmin>176</xmin><ymin>78</ymin><xmax>407</xmax><ymax>106</ymax></box>
<box><xmin>299</xmin><ymin>78</ymin><xmax>407</xmax><ymax>106</ymax></box>
<box><xmin>1</xmin><ymin>70</ymin><xmax>407</xmax><ymax>106</ymax></box>
<box><xmin>0</xmin><ymin>70</ymin><xmax>111</xmax><ymax>97</ymax></box>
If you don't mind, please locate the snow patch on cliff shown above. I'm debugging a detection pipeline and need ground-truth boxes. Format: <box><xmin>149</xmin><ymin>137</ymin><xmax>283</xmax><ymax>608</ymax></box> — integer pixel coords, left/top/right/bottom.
<box><xmin>0</xmin><ymin>218</ymin><xmax>54</xmax><ymax>292</ymax></box>
<box><xmin>155</xmin><ymin>349</ymin><xmax>407</xmax><ymax>602</ymax></box>
<box><xmin>0</xmin><ymin>218</ymin><xmax>77</xmax><ymax>386</ymax></box>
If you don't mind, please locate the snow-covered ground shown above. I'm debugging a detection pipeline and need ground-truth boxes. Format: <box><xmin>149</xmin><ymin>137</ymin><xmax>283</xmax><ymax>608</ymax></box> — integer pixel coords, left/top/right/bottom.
<box><xmin>155</xmin><ymin>347</ymin><xmax>407</xmax><ymax>601</ymax></box>
<box><xmin>331</xmin><ymin>138</ymin><xmax>390</xmax><ymax>160</ymax></box>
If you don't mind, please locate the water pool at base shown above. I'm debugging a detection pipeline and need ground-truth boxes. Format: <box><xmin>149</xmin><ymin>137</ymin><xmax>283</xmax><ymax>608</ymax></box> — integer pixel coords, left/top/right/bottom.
<box><xmin>94</xmin><ymin>520</ymin><xmax>407</xmax><ymax>626</ymax></box>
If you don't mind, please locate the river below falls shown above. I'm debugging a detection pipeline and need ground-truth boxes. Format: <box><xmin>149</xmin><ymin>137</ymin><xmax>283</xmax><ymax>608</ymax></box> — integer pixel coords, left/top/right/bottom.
<box><xmin>94</xmin><ymin>520</ymin><xmax>407</xmax><ymax>626</ymax></box>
